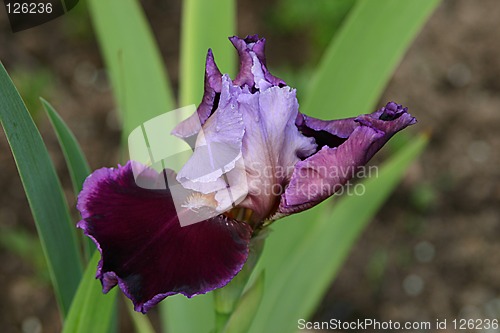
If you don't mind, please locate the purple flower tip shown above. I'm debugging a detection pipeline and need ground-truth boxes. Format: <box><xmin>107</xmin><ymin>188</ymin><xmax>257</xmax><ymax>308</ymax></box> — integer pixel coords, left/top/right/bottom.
<box><xmin>379</xmin><ymin>102</ymin><xmax>413</xmax><ymax>122</ymax></box>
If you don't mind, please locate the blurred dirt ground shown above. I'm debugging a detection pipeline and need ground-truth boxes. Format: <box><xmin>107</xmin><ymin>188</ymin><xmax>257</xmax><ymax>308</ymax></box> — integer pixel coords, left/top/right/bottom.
<box><xmin>1</xmin><ymin>0</ymin><xmax>499</xmax><ymax>332</ymax></box>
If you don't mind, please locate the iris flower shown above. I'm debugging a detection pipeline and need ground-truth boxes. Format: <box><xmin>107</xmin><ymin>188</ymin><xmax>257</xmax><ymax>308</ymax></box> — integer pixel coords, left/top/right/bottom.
<box><xmin>77</xmin><ymin>35</ymin><xmax>416</xmax><ymax>313</ymax></box>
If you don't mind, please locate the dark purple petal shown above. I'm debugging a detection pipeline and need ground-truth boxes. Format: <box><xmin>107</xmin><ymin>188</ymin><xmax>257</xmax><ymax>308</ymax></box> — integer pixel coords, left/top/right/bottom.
<box><xmin>172</xmin><ymin>49</ymin><xmax>223</xmax><ymax>141</ymax></box>
<box><xmin>229</xmin><ymin>35</ymin><xmax>286</xmax><ymax>89</ymax></box>
<box><xmin>276</xmin><ymin>102</ymin><xmax>416</xmax><ymax>217</ymax></box>
<box><xmin>77</xmin><ymin>162</ymin><xmax>252</xmax><ymax>313</ymax></box>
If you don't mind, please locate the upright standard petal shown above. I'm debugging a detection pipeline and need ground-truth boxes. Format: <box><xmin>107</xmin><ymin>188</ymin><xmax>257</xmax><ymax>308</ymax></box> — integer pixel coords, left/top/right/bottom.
<box><xmin>172</xmin><ymin>49</ymin><xmax>223</xmax><ymax>142</ymax></box>
<box><xmin>229</xmin><ymin>35</ymin><xmax>286</xmax><ymax>89</ymax></box>
<box><xmin>276</xmin><ymin>102</ymin><xmax>416</xmax><ymax>217</ymax></box>
<box><xmin>77</xmin><ymin>162</ymin><xmax>252</xmax><ymax>313</ymax></box>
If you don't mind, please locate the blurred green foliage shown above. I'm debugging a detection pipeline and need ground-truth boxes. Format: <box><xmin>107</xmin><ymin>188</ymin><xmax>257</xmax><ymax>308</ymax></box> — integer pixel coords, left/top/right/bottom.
<box><xmin>411</xmin><ymin>182</ymin><xmax>438</xmax><ymax>213</ymax></box>
<box><xmin>267</xmin><ymin>0</ymin><xmax>356</xmax><ymax>102</ymax></box>
<box><xmin>367</xmin><ymin>249</ymin><xmax>389</xmax><ymax>291</ymax></box>
<box><xmin>0</xmin><ymin>226</ymin><xmax>49</xmax><ymax>282</ymax></box>
<box><xmin>267</xmin><ymin>0</ymin><xmax>355</xmax><ymax>59</ymax></box>
<box><xmin>11</xmin><ymin>67</ymin><xmax>54</xmax><ymax>122</ymax></box>
<box><xmin>62</xmin><ymin>0</ymin><xmax>94</xmax><ymax>41</ymax></box>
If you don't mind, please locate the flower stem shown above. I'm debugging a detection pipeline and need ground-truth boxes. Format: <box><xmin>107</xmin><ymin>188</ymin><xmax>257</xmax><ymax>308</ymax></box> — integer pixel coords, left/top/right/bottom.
<box><xmin>213</xmin><ymin>235</ymin><xmax>265</xmax><ymax>332</ymax></box>
<box><xmin>215</xmin><ymin>311</ymin><xmax>231</xmax><ymax>333</ymax></box>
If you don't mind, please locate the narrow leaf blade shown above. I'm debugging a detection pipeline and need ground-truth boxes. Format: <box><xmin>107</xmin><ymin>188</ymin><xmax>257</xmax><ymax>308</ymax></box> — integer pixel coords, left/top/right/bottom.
<box><xmin>41</xmin><ymin>98</ymin><xmax>90</xmax><ymax>195</ymax></box>
<box><xmin>41</xmin><ymin>98</ymin><xmax>95</xmax><ymax>259</ymax></box>
<box><xmin>62</xmin><ymin>252</ymin><xmax>117</xmax><ymax>333</ymax></box>
<box><xmin>0</xmin><ymin>62</ymin><xmax>83</xmax><ymax>318</ymax></box>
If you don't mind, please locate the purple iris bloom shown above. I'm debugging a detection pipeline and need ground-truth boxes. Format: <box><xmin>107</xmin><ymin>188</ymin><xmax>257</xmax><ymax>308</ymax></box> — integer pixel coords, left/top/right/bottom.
<box><xmin>77</xmin><ymin>35</ymin><xmax>416</xmax><ymax>313</ymax></box>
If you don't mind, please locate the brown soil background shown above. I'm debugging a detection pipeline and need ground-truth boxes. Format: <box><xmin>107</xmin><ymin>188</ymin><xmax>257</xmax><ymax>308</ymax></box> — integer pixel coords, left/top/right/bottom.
<box><xmin>1</xmin><ymin>1</ymin><xmax>499</xmax><ymax>332</ymax></box>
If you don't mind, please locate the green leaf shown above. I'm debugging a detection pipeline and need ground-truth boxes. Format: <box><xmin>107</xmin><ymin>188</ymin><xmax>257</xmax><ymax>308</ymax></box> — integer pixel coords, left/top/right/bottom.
<box><xmin>0</xmin><ymin>62</ymin><xmax>83</xmax><ymax>318</ymax></box>
<box><xmin>302</xmin><ymin>0</ymin><xmax>441</xmax><ymax>119</ymax></box>
<box><xmin>179</xmin><ymin>0</ymin><xmax>236</xmax><ymax>106</ymax></box>
<box><xmin>223</xmin><ymin>271</ymin><xmax>265</xmax><ymax>333</ymax></box>
<box><xmin>162</xmin><ymin>1</ymin><xmax>236</xmax><ymax>332</ymax></box>
<box><xmin>213</xmin><ymin>238</ymin><xmax>265</xmax><ymax>332</ymax></box>
<box><xmin>250</xmin><ymin>134</ymin><xmax>428</xmax><ymax>333</ymax></box>
<box><xmin>41</xmin><ymin>98</ymin><xmax>95</xmax><ymax>260</ymax></box>
<box><xmin>87</xmin><ymin>0</ymin><xmax>176</xmax><ymax>145</ymax></box>
<box><xmin>41</xmin><ymin>98</ymin><xmax>90</xmax><ymax>196</ymax></box>
<box><xmin>62</xmin><ymin>252</ymin><xmax>117</xmax><ymax>333</ymax></box>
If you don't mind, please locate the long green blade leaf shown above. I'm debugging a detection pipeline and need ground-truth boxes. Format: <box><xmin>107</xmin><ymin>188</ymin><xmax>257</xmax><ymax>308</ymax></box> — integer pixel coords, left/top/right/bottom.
<box><xmin>62</xmin><ymin>252</ymin><xmax>117</xmax><ymax>333</ymax></box>
<box><xmin>41</xmin><ymin>98</ymin><xmax>95</xmax><ymax>260</ymax></box>
<box><xmin>162</xmin><ymin>1</ymin><xmax>236</xmax><ymax>332</ymax></box>
<box><xmin>179</xmin><ymin>0</ymin><xmax>236</xmax><ymax>106</ymax></box>
<box><xmin>302</xmin><ymin>0</ymin><xmax>441</xmax><ymax>119</ymax></box>
<box><xmin>0</xmin><ymin>63</ymin><xmax>83</xmax><ymax>318</ymax></box>
<box><xmin>87</xmin><ymin>0</ymin><xmax>176</xmax><ymax>144</ymax></box>
<box><xmin>250</xmin><ymin>134</ymin><xmax>428</xmax><ymax>333</ymax></box>
<box><xmin>41</xmin><ymin>98</ymin><xmax>90</xmax><ymax>196</ymax></box>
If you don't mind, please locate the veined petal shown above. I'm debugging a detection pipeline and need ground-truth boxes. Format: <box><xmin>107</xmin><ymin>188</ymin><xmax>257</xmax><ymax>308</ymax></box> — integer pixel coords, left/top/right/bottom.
<box><xmin>276</xmin><ymin>102</ymin><xmax>416</xmax><ymax>217</ymax></box>
<box><xmin>176</xmin><ymin>75</ymin><xmax>245</xmax><ymax>194</ymax></box>
<box><xmin>77</xmin><ymin>162</ymin><xmax>252</xmax><ymax>313</ymax></box>
<box><xmin>236</xmin><ymin>86</ymin><xmax>316</xmax><ymax>220</ymax></box>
